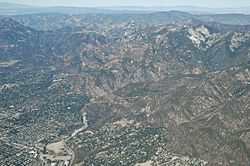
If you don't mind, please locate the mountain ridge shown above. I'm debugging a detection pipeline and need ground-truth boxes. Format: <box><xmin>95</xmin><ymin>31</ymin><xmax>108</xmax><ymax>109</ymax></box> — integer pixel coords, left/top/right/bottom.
<box><xmin>1</xmin><ymin>2</ymin><xmax>250</xmax><ymax>15</ymax></box>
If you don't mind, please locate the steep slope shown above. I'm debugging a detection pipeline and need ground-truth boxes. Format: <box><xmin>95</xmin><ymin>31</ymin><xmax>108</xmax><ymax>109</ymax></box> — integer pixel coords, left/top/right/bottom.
<box><xmin>0</xmin><ymin>18</ymin><xmax>42</xmax><ymax>60</ymax></box>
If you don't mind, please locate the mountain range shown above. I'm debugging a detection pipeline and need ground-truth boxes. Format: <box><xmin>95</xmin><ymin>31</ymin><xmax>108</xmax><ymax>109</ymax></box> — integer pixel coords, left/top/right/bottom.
<box><xmin>1</xmin><ymin>2</ymin><xmax>250</xmax><ymax>15</ymax></box>
<box><xmin>0</xmin><ymin>6</ymin><xmax>250</xmax><ymax>166</ymax></box>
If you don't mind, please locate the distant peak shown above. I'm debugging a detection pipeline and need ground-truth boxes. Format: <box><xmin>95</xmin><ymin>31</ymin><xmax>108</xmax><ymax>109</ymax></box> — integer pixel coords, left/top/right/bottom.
<box><xmin>0</xmin><ymin>17</ymin><xmax>36</xmax><ymax>34</ymax></box>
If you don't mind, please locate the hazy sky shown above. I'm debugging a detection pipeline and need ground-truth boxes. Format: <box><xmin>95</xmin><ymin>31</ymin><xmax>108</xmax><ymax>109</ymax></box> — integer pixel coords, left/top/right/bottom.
<box><xmin>1</xmin><ymin>0</ymin><xmax>250</xmax><ymax>8</ymax></box>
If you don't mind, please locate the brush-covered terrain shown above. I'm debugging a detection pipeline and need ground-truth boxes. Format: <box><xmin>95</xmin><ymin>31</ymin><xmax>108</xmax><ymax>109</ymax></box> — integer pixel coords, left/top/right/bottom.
<box><xmin>0</xmin><ymin>11</ymin><xmax>250</xmax><ymax>166</ymax></box>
